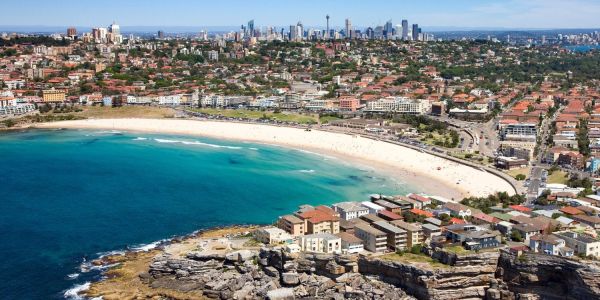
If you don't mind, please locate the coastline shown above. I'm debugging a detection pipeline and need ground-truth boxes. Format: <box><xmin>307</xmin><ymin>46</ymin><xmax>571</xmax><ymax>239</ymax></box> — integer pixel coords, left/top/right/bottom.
<box><xmin>34</xmin><ymin>118</ymin><xmax>515</xmax><ymax>199</ymax></box>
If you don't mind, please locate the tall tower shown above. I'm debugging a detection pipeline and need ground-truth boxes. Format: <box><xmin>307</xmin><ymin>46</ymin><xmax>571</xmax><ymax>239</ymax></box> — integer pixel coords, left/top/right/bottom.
<box><xmin>401</xmin><ymin>19</ymin><xmax>409</xmax><ymax>40</ymax></box>
<box><xmin>326</xmin><ymin>15</ymin><xmax>330</xmax><ymax>39</ymax></box>
<box><xmin>345</xmin><ymin>18</ymin><xmax>352</xmax><ymax>39</ymax></box>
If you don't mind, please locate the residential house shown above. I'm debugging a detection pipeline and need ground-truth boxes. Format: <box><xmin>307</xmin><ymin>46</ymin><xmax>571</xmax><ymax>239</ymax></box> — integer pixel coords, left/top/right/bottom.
<box><xmin>254</xmin><ymin>227</ymin><xmax>292</xmax><ymax>245</ymax></box>
<box><xmin>444</xmin><ymin>203</ymin><xmax>473</xmax><ymax>218</ymax></box>
<box><xmin>445</xmin><ymin>224</ymin><xmax>502</xmax><ymax>250</ymax></box>
<box><xmin>332</xmin><ymin>202</ymin><xmax>370</xmax><ymax>221</ymax></box>
<box><xmin>336</xmin><ymin>232</ymin><xmax>364</xmax><ymax>254</ymax></box>
<box><xmin>298</xmin><ymin>233</ymin><xmax>342</xmax><ymax>254</ymax></box>
<box><xmin>296</xmin><ymin>209</ymin><xmax>340</xmax><ymax>234</ymax></box>
<box><xmin>529</xmin><ymin>235</ymin><xmax>573</xmax><ymax>257</ymax></box>
<box><xmin>553</xmin><ymin>231</ymin><xmax>600</xmax><ymax>258</ymax></box>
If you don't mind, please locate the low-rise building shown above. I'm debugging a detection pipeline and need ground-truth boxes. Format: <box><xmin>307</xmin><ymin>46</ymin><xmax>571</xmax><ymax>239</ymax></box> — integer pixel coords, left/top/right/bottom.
<box><xmin>354</xmin><ymin>222</ymin><xmax>387</xmax><ymax>253</ymax></box>
<box><xmin>277</xmin><ymin>214</ymin><xmax>305</xmax><ymax>236</ymax></box>
<box><xmin>298</xmin><ymin>233</ymin><xmax>342</xmax><ymax>254</ymax></box>
<box><xmin>553</xmin><ymin>231</ymin><xmax>600</xmax><ymax>258</ymax></box>
<box><xmin>529</xmin><ymin>235</ymin><xmax>573</xmax><ymax>257</ymax></box>
<box><xmin>445</xmin><ymin>224</ymin><xmax>501</xmax><ymax>250</ymax></box>
<box><xmin>254</xmin><ymin>227</ymin><xmax>293</xmax><ymax>245</ymax></box>
<box><xmin>336</xmin><ymin>232</ymin><xmax>364</xmax><ymax>254</ymax></box>
<box><xmin>296</xmin><ymin>209</ymin><xmax>340</xmax><ymax>234</ymax></box>
<box><xmin>332</xmin><ymin>202</ymin><xmax>369</xmax><ymax>221</ymax></box>
<box><xmin>391</xmin><ymin>220</ymin><xmax>424</xmax><ymax>248</ymax></box>
<box><xmin>372</xmin><ymin>221</ymin><xmax>408</xmax><ymax>251</ymax></box>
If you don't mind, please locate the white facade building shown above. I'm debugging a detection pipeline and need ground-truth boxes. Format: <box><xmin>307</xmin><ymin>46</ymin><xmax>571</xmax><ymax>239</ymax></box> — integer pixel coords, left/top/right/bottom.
<box><xmin>366</xmin><ymin>97</ymin><xmax>431</xmax><ymax>114</ymax></box>
<box><xmin>298</xmin><ymin>233</ymin><xmax>342</xmax><ymax>254</ymax></box>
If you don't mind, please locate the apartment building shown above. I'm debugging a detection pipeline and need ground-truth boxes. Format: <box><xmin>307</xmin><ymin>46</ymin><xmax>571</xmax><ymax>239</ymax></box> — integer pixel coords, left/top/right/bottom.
<box><xmin>277</xmin><ymin>214</ymin><xmax>305</xmax><ymax>236</ymax></box>
<box><xmin>332</xmin><ymin>202</ymin><xmax>369</xmax><ymax>221</ymax></box>
<box><xmin>391</xmin><ymin>220</ymin><xmax>424</xmax><ymax>248</ymax></box>
<box><xmin>354</xmin><ymin>222</ymin><xmax>387</xmax><ymax>253</ymax></box>
<box><xmin>554</xmin><ymin>231</ymin><xmax>600</xmax><ymax>258</ymax></box>
<box><xmin>298</xmin><ymin>233</ymin><xmax>341</xmax><ymax>254</ymax></box>
<box><xmin>372</xmin><ymin>221</ymin><xmax>408</xmax><ymax>251</ymax></box>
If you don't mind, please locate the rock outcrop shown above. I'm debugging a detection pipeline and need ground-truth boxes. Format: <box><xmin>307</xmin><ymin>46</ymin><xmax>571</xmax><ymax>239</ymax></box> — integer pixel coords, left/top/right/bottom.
<box><xmin>146</xmin><ymin>248</ymin><xmax>414</xmax><ymax>299</ymax></box>
<box><xmin>496</xmin><ymin>250</ymin><xmax>600</xmax><ymax>300</ymax></box>
<box><xmin>358</xmin><ymin>253</ymin><xmax>499</xmax><ymax>300</ymax></box>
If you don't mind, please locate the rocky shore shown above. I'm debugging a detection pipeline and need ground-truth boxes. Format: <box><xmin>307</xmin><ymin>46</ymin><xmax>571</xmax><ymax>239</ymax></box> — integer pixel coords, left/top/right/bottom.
<box><xmin>81</xmin><ymin>227</ymin><xmax>600</xmax><ymax>300</ymax></box>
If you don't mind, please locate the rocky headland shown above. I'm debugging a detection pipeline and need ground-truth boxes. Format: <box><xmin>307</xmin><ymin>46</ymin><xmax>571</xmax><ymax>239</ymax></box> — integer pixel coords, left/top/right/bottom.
<box><xmin>80</xmin><ymin>227</ymin><xmax>600</xmax><ymax>300</ymax></box>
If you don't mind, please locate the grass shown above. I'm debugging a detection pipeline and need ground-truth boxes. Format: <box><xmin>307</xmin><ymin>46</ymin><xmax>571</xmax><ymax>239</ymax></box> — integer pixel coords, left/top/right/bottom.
<box><xmin>193</xmin><ymin>108</ymin><xmax>318</xmax><ymax>124</ymax></box>
<box><xmin>420</xmin><ymin>131</ymin><xmax>454</xmax><ymax>148</ymax></box>
<box><xmin>547</xmin><ymin>170</ymin><xmax>569</xmax><ymax>185</ymax></box>
<box><xmin>319</xmin><ymin>115</ymin><xmax>341</xmax><ymax>124</ymax></box>
<box><xmin>505</xmin><ymin>167</ymin><xmax>531</xmax><ymax>180</ymax></box>
<box><xmin>72</xmin><ymin>106</ymin><xmax>177</xmax><ymax>119</ymax></box>
<box><xmin>444</xmin><ymin>245</ymin><xmax>474</xmax><ymax>255</ymax></box>
<box><xmin>380</xmin><ymin>252</ymin><xmax>450</xmax><ymax>269</ymax></box>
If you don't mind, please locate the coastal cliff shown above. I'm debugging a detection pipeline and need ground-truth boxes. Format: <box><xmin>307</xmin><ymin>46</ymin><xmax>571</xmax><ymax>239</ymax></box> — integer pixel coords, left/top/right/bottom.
<box><xmin>496</xmin><ymin>251</ymin><xmax>600</xmax><ymax>300</ymax></box>
<box><xmin>83</xmin><ymin>229</ymin><xmax>600</xmax><ymax>300</ymax></box>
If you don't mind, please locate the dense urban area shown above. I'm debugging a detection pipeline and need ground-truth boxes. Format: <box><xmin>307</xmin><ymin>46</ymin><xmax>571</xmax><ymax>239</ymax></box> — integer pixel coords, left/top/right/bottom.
<box><xmin>2</xmin><ymin>20</ymin><xmax>600</xmax><ymax>299</ymax></box>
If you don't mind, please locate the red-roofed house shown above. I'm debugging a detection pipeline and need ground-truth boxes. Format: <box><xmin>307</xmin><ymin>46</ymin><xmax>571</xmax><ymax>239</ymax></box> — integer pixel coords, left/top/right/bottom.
<box><xmin>510</xmin><ymin>205</ymin><xmax>533</xmax><ymax>214</ymax></box>
<box><xmin>409</xmin><ymin>208</ymin><xmax>434</xmax><ymax>218</ymax></box>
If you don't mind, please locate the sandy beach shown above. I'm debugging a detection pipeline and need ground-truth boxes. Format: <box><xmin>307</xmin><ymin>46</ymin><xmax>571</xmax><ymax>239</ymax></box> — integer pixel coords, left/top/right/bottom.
<box><xmin>35</xmin><ymin>118</ymin><xmax>516</xmax><ymax>199</ymax></box>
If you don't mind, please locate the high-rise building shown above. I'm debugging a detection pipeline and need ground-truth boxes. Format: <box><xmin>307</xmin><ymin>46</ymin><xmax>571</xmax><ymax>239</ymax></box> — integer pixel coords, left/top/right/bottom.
<box><xmin>67</xmin><ymin>27</ymin><xmax>77</xmax><ymax>37</ymax></box>
<box><xmin>289</xmin><ymin>25</ymin><xmax>297</xmax><ymax>40</ymax></box>
<box><xmin>326</xmin><ymin>15</ymin><xmax>330</xmax><ymax>39</ymax></box>
<box><xmin>345</xmin><ymin>18</ymin><xmax>352</xmax><ymax>39</ymax></box>
<box><xmin>401</xmin><ymin>19</ymin><xmax>409</xmax><ymax>40</ymax></box>
<box><xmin>157</xmin><ymin>30</ymin><xmax>165</xmax><ymax>39</ymax></box>
<box><xmin>412</xmin><ymin>24</ymin><xmax>420</xmax><ymax>41</ymax></box>
<box><xmin>297</xmin><ymin>22</ymin><xmax>304</xmax><ymax>40</ymax></box>
<box><xmin>247</xmin><ymin>20</ymin><xmax>255</xmax><ymax>37</ymax></box>
<box><xmin>384</xmin><ymin>20</ymin><xmax>393</xmax><ymax>39</ymax></box>
<box><xmin>108</xmin><ymin>22</ymin><xmax>120</xmax><ymax>36</ymax></box>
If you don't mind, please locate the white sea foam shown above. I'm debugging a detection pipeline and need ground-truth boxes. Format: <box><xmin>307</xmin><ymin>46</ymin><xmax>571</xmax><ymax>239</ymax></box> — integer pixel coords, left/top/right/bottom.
<box><xmin>154</xmin><ymin>138</ymin><xmax>243</xmax><ymax>149</ymax></box>
<box><xmin>130</xmin><ymin>238</ymin><xmax>169</xmax><ymax>252</ymax></box>
<box><xmin>67</xmin><ymin>273</ymin><xmax>80</xmax><ymax>280</ymax></box>
<box><xmin>298</xmin><ymin>169</ymin><xmax>315</xmax><ymax>173</ymax></box>
<box><xmin>63</xmin><ymin>282</ymin><xmax>90</xmax><ymax>299</ymax></box>
<box><xmin>248</xmin><ymin>147</ymin><xmax>259</xmax><ymax>151</ymax></box>
<box><xmin>133</xmin><ymin>137</ymin><xmax>148</xmax><ymax>141</ymax></box>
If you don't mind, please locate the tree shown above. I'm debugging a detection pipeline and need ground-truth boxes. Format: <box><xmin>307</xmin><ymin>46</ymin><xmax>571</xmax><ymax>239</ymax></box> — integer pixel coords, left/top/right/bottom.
<box><xmin>515</xmin><ymin>174</ymin><xmax>526</xmax><ymax>181</ymax></box>
<box><xmin>510</xmin><ymin>229</ymin><xmax>523</xmax><ymax>242</ymax></box>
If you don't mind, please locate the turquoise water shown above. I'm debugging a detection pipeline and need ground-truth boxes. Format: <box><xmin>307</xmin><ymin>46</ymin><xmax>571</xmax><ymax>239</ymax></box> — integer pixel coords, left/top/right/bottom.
<box><xmin>0</xmin><ymin>129</ymin><xmax>413</xmax><ymax>299</ymax></box>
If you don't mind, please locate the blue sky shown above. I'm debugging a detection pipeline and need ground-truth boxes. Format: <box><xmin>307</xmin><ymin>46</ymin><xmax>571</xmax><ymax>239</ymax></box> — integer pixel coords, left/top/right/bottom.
<box><xmin>2</xmin><ymin>0</ymin><xmax>600</xmax><ymax>29</ymax></box>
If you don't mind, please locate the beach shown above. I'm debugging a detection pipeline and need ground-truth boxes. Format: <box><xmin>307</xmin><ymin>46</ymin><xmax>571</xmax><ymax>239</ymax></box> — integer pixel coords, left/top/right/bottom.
<box><xmin>36</xmin><ymin>118</ymin><xmax>516</xmax><ymax>199</ymax></box>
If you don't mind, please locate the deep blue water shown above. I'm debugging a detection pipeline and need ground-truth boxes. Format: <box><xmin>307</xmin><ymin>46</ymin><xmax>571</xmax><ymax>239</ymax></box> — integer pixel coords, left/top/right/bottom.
<box><xmin>0</xmin><ymin>129</ymin><xmax>412</xmax><ymax>299</ymax></box>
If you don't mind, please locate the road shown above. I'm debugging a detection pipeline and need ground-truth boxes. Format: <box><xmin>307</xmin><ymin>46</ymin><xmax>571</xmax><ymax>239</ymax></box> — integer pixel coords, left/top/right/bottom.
<box><xmin>526</xmin><ymin>166</ymin><xmax>544</xmax><ymax>204</ymax></box>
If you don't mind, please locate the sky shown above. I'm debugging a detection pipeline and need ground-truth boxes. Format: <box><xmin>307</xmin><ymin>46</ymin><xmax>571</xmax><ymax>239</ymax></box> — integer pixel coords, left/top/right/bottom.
<box><xmin>2</xmin><ymin>0</ymin><xmax>600</xmax><ymax>30</ymax></box>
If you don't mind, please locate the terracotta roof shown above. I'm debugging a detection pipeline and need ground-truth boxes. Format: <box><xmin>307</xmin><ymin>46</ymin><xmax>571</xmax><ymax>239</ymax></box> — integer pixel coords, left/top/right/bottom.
<box><xmin>560</xmin><ymin>206</ymin><xmax>584</xmax><ymax>215</ymax></box>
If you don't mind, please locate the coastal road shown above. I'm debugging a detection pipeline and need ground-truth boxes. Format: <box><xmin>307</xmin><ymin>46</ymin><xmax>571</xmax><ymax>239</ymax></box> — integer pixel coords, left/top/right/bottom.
<box><xmin>526</xmin><ymin>166</ymin><xmax>544</xmax><ymax>204</ymax></box>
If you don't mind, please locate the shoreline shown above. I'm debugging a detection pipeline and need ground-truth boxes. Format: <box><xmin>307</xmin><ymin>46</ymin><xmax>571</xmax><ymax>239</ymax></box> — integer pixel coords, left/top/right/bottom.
<box><xmin>33</xmin><ymin>118</ymin><xmax>515</xmax><ymax>199</ymax></box>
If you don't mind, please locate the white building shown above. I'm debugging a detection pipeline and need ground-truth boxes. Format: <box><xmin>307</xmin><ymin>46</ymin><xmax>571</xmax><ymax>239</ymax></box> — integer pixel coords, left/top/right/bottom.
<box><xmin>298</xmin><ymin>233</ymin><xmax>342</xmax><ymax>254</ymax></box>
<box><xmin>332</xmin><ymin>202</ymin><xmax>369</xmax><ymax>220</ymax></box>
<box><xmin>253</xmin><ymin>227</ymin><xmax>292</xmax><ymax>245</ymax></box>
<box><xmin>3</xmin><ymin>79</ymin><xmax>26</xmax><ymax>90</ymax></box>
<box><xmin>158</xmin><ymin>94</ymin><xmax>181</xmax><ymax>106</ymax></box>
<box><xmin>366</xmin><ymin>97</ymin><xmax>431</xmax><ymax>114</ymax></box>
<box><xmin>361</xmin><ymin>201</ymin><xmax>385</xmax><ymax>214</ymax></box>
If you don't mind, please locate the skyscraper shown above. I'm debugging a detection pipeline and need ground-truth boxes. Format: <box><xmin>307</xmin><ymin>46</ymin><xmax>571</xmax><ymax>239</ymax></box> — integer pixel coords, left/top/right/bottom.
<box><xmin>412</xmin><ymin>24</ymin><xmax>420</xmax><ymax>41</ymax></box>
<box><xmin>401</xmin><ymin>20</ymin><xmax>409</xmax><ymax>40</ymax></box>
<box><xmin>247</xmin><ymin>20</ymin><xmax>255</xmax><ymax>37</ymax></box>
<box><xmin>157</xmin><ymin>30</ymin><xmax>165</xmax><ymax>39</ymax></box>
<box><xmin>384</xmin><ymin>20</ymin><xmax>393</xmax><ymax>39</ymax></box>
<box><xmin>345</xmin><ymin>18</ymin><xmax>353</xmax><ymax>39</ymax></box>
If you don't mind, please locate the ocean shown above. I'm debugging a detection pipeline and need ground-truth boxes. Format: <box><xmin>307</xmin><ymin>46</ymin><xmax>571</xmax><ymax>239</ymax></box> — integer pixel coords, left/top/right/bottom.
<box><xmin>0</xmin><ymin>129</ymin><xmax>413</xmax><ymax>299</ymax></box>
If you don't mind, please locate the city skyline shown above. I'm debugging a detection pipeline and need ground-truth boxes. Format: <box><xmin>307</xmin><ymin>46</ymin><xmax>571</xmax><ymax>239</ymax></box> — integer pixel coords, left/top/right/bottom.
<box><xmin>2</xmin><ymin>0</ymin><xmax>600</xmax><ymax>30</ymax></box>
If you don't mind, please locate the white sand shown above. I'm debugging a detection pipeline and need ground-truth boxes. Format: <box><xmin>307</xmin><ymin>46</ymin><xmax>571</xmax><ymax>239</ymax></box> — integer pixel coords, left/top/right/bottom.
<box><xmin>36</xmin><ymin>118</ymin><xmax>516</xmax><ymax>199</ymax></box>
